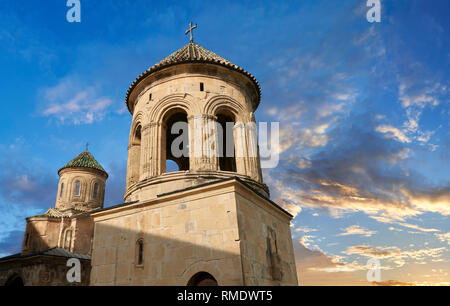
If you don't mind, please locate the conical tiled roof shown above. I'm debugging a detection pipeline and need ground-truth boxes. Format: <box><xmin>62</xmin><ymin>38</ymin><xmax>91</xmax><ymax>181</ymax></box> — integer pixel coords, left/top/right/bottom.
<box><xmin>159</xmin><ymin>42</ymin><xmax>233</xmax><ymax>66</ymax></box>
<box><xmin>58</xmin><ymin>151</ymin><xmax>108</xmax><ymax>176</ymax></box>
<box><xmin>125</xmin><ymin>42</ymin><xmax>261</xmax><ymax>113</ymax></box>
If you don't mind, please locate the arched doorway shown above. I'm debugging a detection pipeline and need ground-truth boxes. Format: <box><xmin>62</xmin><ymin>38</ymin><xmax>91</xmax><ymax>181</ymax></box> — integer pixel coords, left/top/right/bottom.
<box><xmin>5</xmin><ymin>274</ymin><xmax>24</xmax><ymax>287</ymax></box>
<box><xmin>187</xmin><ymin>272</ymin><xmax>218</xmax><ymax>286</ymax></box>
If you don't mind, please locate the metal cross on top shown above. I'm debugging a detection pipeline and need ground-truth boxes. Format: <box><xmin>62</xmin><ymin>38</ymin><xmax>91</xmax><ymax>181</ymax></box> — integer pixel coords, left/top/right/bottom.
<box><xmin>185</xmin><ymin>22</ymin><xmax>197</xmax><ymax>43</ymax></box>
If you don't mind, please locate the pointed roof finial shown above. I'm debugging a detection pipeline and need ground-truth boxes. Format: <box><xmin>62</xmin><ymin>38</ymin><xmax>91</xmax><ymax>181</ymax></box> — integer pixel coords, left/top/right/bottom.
<box><xmin>185</xmin><ymin>22</ymin><xmax>197</xmax><ymax>43</ymax></box>
<box><xmin>85</xmin><ymin>142</ymin><xmax>89</xmax><ymax>152</ymax></box>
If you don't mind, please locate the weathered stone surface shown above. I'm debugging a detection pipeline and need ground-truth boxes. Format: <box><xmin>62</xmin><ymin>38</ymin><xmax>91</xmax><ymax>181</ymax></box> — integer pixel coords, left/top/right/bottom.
<box><xmin>90</xmin><ymin>179</ymin><xmax>297</xmax><ymax>286</ymax></box>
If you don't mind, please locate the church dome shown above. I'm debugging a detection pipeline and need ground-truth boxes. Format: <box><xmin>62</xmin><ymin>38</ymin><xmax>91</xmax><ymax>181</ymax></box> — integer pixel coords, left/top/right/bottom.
<box><xmin>58</xmin><ymin>150</ymin><xmax>108</xmax><ymax>178</ymax></box>
<box><xmin>125</xmin><ymin>42</ymin><xmax>261</xmax><ymax>113</ymax></box>
<box><xmin>56</xmin><ymin>149</ymin><xmax>108</xmax><ymax>212</ymax></box>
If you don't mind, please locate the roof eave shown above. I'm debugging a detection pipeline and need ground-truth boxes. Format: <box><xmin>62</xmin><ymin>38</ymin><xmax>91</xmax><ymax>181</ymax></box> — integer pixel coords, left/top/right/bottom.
<box><xmin>58</xmin><ymin>166</ymin><xmax>109</xmax><ymax>178</ymax></box>
<box><xmin>125</xmin><ymin>60</ymin><xmax>261</xmax><ymax>115</ymax></box>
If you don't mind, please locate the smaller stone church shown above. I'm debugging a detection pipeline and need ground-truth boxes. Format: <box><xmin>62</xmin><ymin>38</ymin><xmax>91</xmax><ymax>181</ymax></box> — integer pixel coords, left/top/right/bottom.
<box><xmin>0</xmin><ymin>149</ymin><xmax>108</xmax><ymax>286</ymax></box>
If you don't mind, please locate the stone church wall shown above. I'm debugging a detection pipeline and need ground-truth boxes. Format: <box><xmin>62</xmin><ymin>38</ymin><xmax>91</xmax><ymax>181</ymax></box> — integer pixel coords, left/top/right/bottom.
<box><xmin>22</xmin><ymin>218</ymin><xmax>63</xmax><ymax>255</ymax></box>
<box><xmin>235</xmin><ymin>184</ymin><xmax>298</xmax><ymax>286</ymax></box>
<box><xmin>90</xmin><ymin>181</ymin><xmax>244</xmax><ymax>286</ymax></box>
<box><xmin>0</xmin><ymin>256</ymin><xmax>91</xmax><ymax>286</ymax></box>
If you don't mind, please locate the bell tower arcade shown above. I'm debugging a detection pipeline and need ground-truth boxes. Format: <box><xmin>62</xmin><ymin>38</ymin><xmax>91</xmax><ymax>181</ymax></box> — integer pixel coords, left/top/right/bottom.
<box><xmin>90</xmin><ymin>26</ymin><xmax>298</xmax><ymax>286</ymax></box>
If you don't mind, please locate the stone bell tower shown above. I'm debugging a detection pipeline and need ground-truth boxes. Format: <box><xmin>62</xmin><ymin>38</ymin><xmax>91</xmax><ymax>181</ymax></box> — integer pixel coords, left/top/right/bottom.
<box><xmin>124</xmin><ymin>40</ymin><xmax>267</xmax><ymax>203</ymax></box>
<box><xmin>89</xmin><ymin>25</ymin><xmax>298</xmax><ymax>286</ymax></box>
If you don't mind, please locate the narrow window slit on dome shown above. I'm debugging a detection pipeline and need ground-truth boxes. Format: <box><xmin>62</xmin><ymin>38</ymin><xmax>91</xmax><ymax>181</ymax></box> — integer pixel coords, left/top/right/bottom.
<box><xmin>75</xmin><ymin>181</ymin><xmax>81</xmax><ymax>196</ymax></box>
<box><xmin>93</xmin><ymin>183</ymin><xmax>99</xmax><ymax>199</ymax></box>
<box><xmin>60</xmin><ymin>183</ymin><xmax>64</xmax><ymax>198</ymax></box>
<box><xmin>200</xmin><ymin>82</ymin><xmax>204</xmax><ymax>92</ymax></box>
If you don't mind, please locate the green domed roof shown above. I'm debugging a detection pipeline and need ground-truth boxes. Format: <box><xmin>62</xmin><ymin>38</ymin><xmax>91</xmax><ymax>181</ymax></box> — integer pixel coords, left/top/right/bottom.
<box><xmin>58</xmin><ymin>150</ymin><xmax>108</xmax><ymax>177</ymax></box>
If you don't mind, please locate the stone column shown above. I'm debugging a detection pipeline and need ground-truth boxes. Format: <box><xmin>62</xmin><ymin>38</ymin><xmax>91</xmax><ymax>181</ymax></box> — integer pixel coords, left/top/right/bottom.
<box><xmin>149</xmin><ymin>122</ymin><xmax>164</xmax><ymax>177</ymax></box>
<box><xmin>140</xmin><ymin>123</ymin><xmax>151</xmax><ymax>181</ymax></box>
<box><xmin>126</xmin><ymin>144</ymin><xmax>135</xmax><ymax>190</ymax></box>
<box><xmin>234</xmin><ymin>122</ymin><xmax>247</xmax><ymax>176</ymax></box>
<box><xmin>246</xmin><ymin>121</ymin><xmax>262</xmax><ymax>182</ymax></box>
<box><xmin>234</xmin><ymin>121</ymin><xmax>262</xmax><ymax>182</ymax></box>
<box><xmin>189</xmin><ymin>114</ymin><xmax>219</xmax><ymax>172</ymax></box>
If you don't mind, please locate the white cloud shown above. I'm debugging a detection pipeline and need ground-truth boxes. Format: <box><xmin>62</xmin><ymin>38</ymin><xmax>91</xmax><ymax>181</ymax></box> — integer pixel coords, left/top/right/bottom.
<box><xmin>338</xmin><ymin>225</ymin><xmax>377</xmax><ymax>237</ymax></box>
<box><xmin>295</xmin><ymin>226</ymin><xmax>318</xmax><ymax>233</ymax></box>
<box><xmin>399</xmin><ymin>82</ymin><xmax>440</xmax><ymax>108</ymax></box>
<box><xmin>299</xmin><ymin>236</ymin><xmax>315</xmax><ymax>248</ymax></box>
<box><xmin>343</xmin><ymin>245</ymin><xmax>446</xmax><ymax>265</ymax></box>
<box><xmin>375</xmin><ymin>125</ymin><xmax>411</xmax><ymax>143</ymax></box>
<box><xmin>273</xmin><ymin>197</ymin><xmax>302</xmax><ymax>218</ymax></box>
<box><xmin>435</xmin><ymin>233</ymin><xmax>450</xmax><ymax>245</ymax></box>
<box><xmin>40</xmin><ymin>78</ymin><xmax>113</xmax><ymax>125</ymax></box>
<box><xmin>388</xmin><ymin>227</ymin><xmax>403</xmax><ymax>232</ymax></box>
<box><xmin>370</xmin><ymin>215</ymin><xmax>441</xmax><ymax>233</ymax></box>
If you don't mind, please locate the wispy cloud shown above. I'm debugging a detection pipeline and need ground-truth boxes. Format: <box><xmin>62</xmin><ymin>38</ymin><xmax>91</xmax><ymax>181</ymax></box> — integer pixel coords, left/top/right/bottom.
<box><xmin>0</xmin><ymin>158</ymin><xmax>57</xmax><ymax>208</ymax></box>
<box><xmin>39</xmin><ymin>77</ymin><xmax>114</xmax><ymax>125</ymax></box>
<box><xmin>375</xmin><ymin>125</ymin><xmax>411</xmax><ymax>143</ymax></box>
<box><xmin>295</xmin><ymin>226</ymin><xmax>318</xmax><ymax>233</ymax></box>
<box><xmin>343</xmin><ymin>244</ymin><xmax>446</xmax><ymax>267</ymax></box>
<box><xmin>338</xmin><ymin>225</ymin><xmax>377</xmax><ymax>237</ymax></box>
<box><xmin>435</xmin><ymin>233</ymin><xmax>450</xmax><ymax>245</ymax></box>
<box><xmin>267</xmin><ymin>107</ymin><xmax>450</xmax><ymax>221</ymax></box>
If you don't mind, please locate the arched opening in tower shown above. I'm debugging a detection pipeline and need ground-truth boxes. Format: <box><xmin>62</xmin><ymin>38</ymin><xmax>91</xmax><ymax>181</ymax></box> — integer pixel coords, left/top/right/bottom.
<box><xmin>163</xmin><ymin>110</ymin><xmax>189</xmax><ymax>172</ymax></box>
<box><xmin>217</xmin><ymin>113</ymin><xmax>236</xmax><ymax>172</ymax></box>
<box><xmin>130</xmin><ymin>125</ymin><xmax>142</xmax><ymax>183</ymax></box>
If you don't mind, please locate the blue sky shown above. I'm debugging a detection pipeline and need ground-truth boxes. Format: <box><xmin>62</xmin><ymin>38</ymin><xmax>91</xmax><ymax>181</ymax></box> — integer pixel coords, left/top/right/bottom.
<box><xmin>0</xmin><ymin>0</ymin><xmax>449</xmax><ymax>285</ymax></box>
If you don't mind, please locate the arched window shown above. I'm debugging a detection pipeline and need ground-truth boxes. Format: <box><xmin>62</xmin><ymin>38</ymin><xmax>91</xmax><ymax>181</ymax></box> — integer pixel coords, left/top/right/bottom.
<box><xmin>93</xmin><ymin>183</ymin><xmax>99</xmax><ymax>199</ymax></box>
<box><xmin>187</xmin><ymin>272</ymin><xmax>218</xmax><ymax>286</ymax></box>
<box><xmin>60</xmin><ymin>183</ymin><xmax>64</xmax><ymax>198</ymax></box>
<box><xmin>136</xmin><ymin>239</ymin><xmax>144</xmax><ymax>266</ymax></box>
<box><xmin>217</xmin><ymin>112</ymin><xmax>236</xmax><ymax>172</ymax></box>
<box><xmin>75</xmin><ymin>180</ymin><xmax>81</xmax><ymax>196</ymax></box>
<box><xmin>130</xmin><ymin>125</ymin><xmax>142</xmax><ymax>184</ymax></box>
<box><xmin>163</xmin><ymin>109</ymin><xmax>189</xmax><ymax>173</ymax></box>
